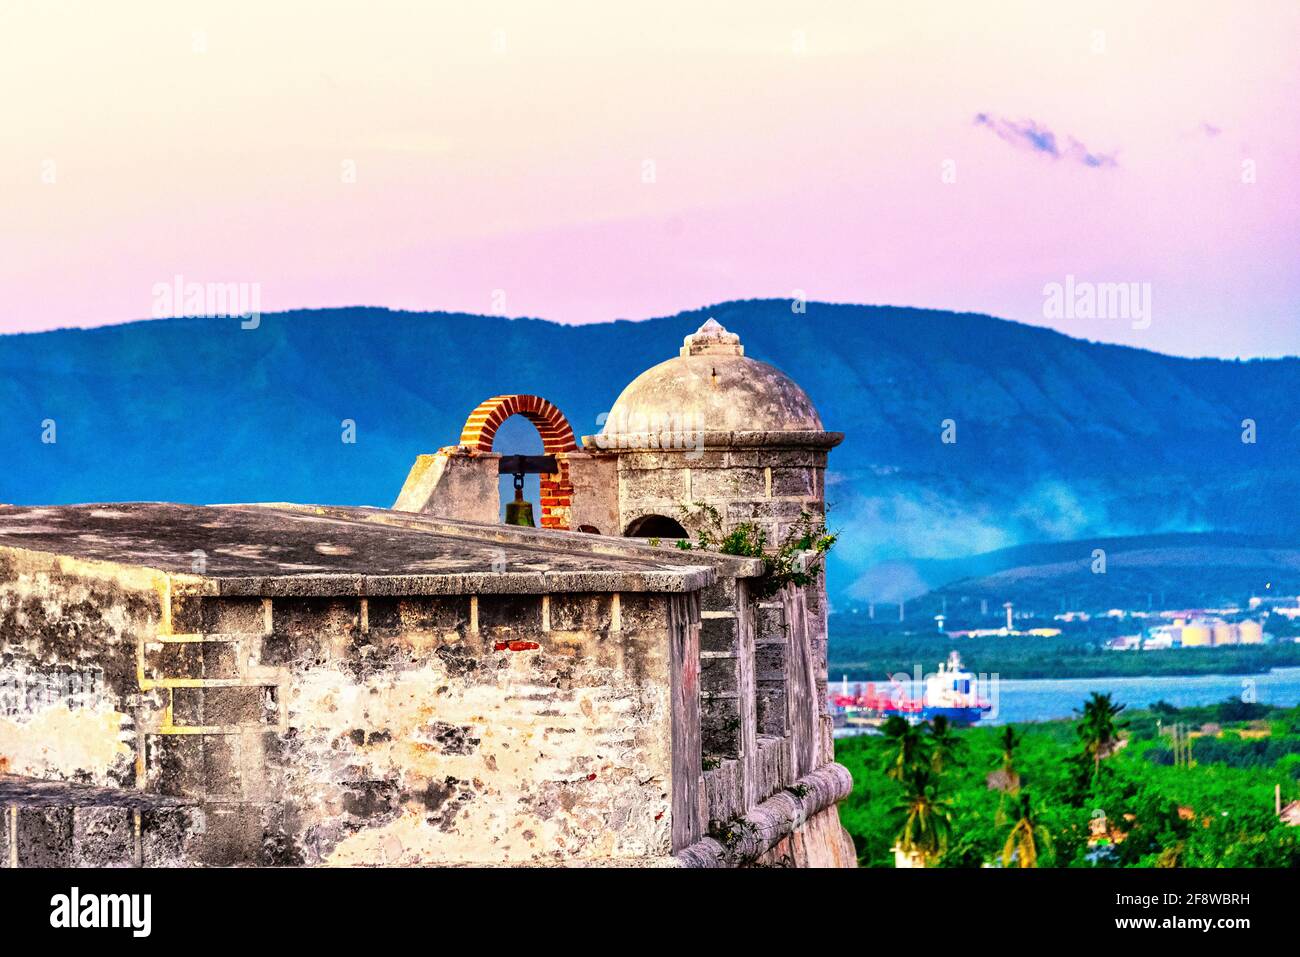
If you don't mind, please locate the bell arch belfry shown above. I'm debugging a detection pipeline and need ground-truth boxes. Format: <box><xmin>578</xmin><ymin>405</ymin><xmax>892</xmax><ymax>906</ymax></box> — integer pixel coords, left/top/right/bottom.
<box><xmin>393</xmin><ymin>393</ymin><xmax>581</xmax><ymax>529</ymax></box>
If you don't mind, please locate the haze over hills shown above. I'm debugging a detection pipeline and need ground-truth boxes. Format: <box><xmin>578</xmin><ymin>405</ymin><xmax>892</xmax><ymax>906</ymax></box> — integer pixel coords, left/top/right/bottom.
<box><xmin>913</xmin><ymin>532</ymin><xmax>1300</xmax><ymax>617</ymax></box>
<box><xmin>2</xmin><ymin>300</ymin><xmax>1297</xmax><ymax>606</ymax></box>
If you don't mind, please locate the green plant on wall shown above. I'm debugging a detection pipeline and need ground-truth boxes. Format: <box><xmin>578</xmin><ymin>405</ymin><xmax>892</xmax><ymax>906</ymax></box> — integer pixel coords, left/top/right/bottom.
<box><xmin>672</xmin><ymin>502</ymin><xmax>837</xmax><ymax>598</ymax></box>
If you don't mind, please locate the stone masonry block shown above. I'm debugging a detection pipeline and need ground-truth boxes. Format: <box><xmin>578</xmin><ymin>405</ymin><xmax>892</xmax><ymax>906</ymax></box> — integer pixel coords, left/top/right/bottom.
<box><xmin>172</xmin><ymin>685</ymin><xmax>277</xmax><ymax>727</ymax></box>
<box><xmin>478</xmin><ymin>594</ymin><xmax>542</xmax><ymax>636</ymax></box>
<box><xmin>196</xmin><ymin>802</ymin><xmax>266</xmax><ymax>866</ymax></box>
<box><xmin>147</xmin><ymin>734</ymin><xmax>204</xmax><ymax>798</ymax></box>
<box><xmin>209</xmin><ymin>685</ymin><xmax>274</xmax><ymax>727</ymax></box>
<box><xmin>757</xmin><ymin>604</ymin><xmax>787</xmax><ymax>642</ymax></box>
<box><xmin>266</xmin><ymin>598</ymin><xmax>361</xmax><ymax>665</ymax></box>
<box><xmin>727</xmin><ymin>500</ymin><xmax>812</xmax><ymax>523</ymax></box>
<box><xmin>724</xmin><ymin>449</ymin><xmax>823</xmax><ymax>469</ymax></box>
<box><xmin>770</xmin><ymin>468</ymin><xmax>815</xmax><ymax>497</ymax></box>
<box><xmin>141</xmin><ymin>806</ymin><xmax>205</xmax><ymax>867</ymax></box>
<box><xmin>699</xmin><ymin>615</ymin><xmax>739</xmax><ymax>654</ymax></box>
<box><xmin>168</xmin><ymin>594</ymin><xmax>206</xmax><ymax>634</ymax></box>
<box><xmin>367</xmin><ymin>596</ymin><xmax>470</xmax><ymax>640</ymax></box>
<box><xmin>700</xmin><ymin>654</ymin><xmax>740</xmax><ymax>697</ymax></box>
<box><xmin>201</xmin><ymin>734</ymin><xmax>243</xmax><ymax>799</ymax></box>
<box><xmin>620</xmin><ymin>468</ymin><xmax>689</xmax><ymax>503</ymax></box>
<box><xmin>701</xmin><ymin>695</ymin><xmax>742</xmax><ymax>759</ymax></box>
<box><xmin>548</xmin><ymin>593</ymin><xmax>613</xmax><ymax>633</ymax></box>
<box><xmin>16</xmin><ymin>807</ymin><xmax>74</xmax><ymax>867</ymax></box>
<box><xmin>202</xmin><ymin>597</ymin><xmax>268</xmax><ymax>635</ymax></box>
<box><xmin>144</xmin><ymin>640</ymin><xmax>242</xmax><ymax>681</ymax></box>
<box><xmin>72</xmin><ymin>806</ymin><xmax>135</xmax><ymax>867</ymax></box>
<box><xmin>615</xmin><ymin>593</ymin><xmax>665</xmax><ymax>635</ymax></box>
<box><xmin>690</xmin><ymin>467</ymin><xmax>766</xmax><ymax>500</ymax></box>
<box><xmin>701</xmin><ymin>576</ymin><xmax>739</xmax><ymax>614</ymax></box>
<box><xmin>755</xmin><ymin>640</ymin><xmax>788</xmax><ymax>681</ymax></box>
<box><xmin>756</xmin><ymin>684</ymin><xmax>789</xmax><ymax>737</ymax></box>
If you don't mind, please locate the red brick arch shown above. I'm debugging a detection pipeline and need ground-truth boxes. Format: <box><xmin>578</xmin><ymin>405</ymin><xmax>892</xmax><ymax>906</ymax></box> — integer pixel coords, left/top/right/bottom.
<box><xmin>459</xmin><ymin>395</ymin><xmax>577</xmax><ymax>529</ymax></box>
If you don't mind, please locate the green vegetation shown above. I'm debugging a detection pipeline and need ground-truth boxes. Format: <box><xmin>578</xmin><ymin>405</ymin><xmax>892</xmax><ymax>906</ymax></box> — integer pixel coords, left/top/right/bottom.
<box><xmin>675</xmin><ymin>502</ymin><xmax>837</xmax><ymax>597</ymax></box>
<box><xmin>828</xmin><ymin>623</ymin><xmax>1300</xmax><ymax>680</ymax></box>
<box><xmin>837</xmin><ymin>697</ymin><xmax>1300</xmax><ymax>867</ymax></box>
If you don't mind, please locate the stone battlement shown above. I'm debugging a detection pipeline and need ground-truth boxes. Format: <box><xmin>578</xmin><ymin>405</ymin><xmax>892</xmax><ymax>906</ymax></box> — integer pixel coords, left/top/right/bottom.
<box><xmin>0</xmin><ymin>501</ymin><xmax>853</xmax><ymax>866</ymax></box>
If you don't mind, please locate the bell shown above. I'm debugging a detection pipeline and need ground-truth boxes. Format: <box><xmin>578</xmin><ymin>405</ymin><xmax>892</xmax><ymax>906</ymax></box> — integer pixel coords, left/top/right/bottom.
<box><xmin>504</xmin><ymin>472</ymin><xmax>535</xmax><ymax>527</ymax></box>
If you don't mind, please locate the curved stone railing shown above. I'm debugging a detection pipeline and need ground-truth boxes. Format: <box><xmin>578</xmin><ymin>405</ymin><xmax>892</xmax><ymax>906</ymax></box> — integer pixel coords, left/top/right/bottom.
<box><xmin>673</xmin><ymin>761</ymin><xmax>852</xmax><ymax>867</ymax></box>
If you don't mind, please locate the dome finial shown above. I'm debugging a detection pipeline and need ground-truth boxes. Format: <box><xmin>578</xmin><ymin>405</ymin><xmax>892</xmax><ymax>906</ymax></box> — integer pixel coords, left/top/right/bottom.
<box><xmin>681</xmin><ymin>317</ymin><xmax>743</xmax><ymax>357</ymax></box>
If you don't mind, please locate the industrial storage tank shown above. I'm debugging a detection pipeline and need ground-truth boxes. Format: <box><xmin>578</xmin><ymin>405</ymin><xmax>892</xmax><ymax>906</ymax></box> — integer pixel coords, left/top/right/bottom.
<box><xmin>1212</xmin><ymin>621</ymin><xmax>1238</xmax><ymax>646</ymax></box>
<box><xmin>1180</xmin><ymin>620</ymin><xmax>1212</xmax><ymax>647</ymax></box>
<box><xmin>1238</xmin><ymin>620</ymin><xmax>1265</xmax><ymax>644</ymax></box>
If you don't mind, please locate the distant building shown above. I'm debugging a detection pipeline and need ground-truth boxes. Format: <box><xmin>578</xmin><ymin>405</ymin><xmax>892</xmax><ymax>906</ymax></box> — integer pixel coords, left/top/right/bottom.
<box><xmin>1270</xmin><ymin>600</ymin><xmax>1300</xmax><ymax>620</ymax></box>
<box><xmin>893</xmin><ymin>845</ymin><xmax>927</xmax><ymax>868</ymax></box>
<box><xmin>1104</xmin><ymin>634</ymin><xmax>1143</xmax><ymax>651</ymax></box>
<box><xmin>946</xmin><ymin>626</ymin><xmax>1061</xmax><ymax>639</ymax></box>
<box><xmin>1143</xmin><ymin>616</ymin><xmax>1266</xmax><ymax>649</ymax></box>
<box><xmin>1143</xmin><ymin>630</ymin><xmax>1175</xmax><ymax>650</ymax></box>
<box><xmin>1182</xmin><ymin>619</ymin><xmax>1212</xmax><ymax>646</ymax></box>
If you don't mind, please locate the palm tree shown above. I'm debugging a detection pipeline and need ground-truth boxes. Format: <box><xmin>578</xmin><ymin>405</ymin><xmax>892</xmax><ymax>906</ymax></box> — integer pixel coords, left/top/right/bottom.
<box><xmin>998</xmin><ymin>726</ymin><xmax>1021</xmax><ymax>775</ymax></box>
<box><xmin>1001</xmin><ymin>792</ymin><xmax>1050</xmax><ymax>868</ymax></box>
<box><xmin>881</xmin><ymin>715</ymin><xmax>930</xmax><ymax>783</ymax></box>
<box><xmin>990</xmin><ymin>725</ymin><xmax>1022</xmax><ymax>824</ymax></box>
<box><xmin>892</xmin><ymin>766</ymin><xmax>952</xmax><ymax>865</ymax></box>
<box><xmin>1076</xmin><ymin>692</ymin><xmax>1127</xmax><ymax>782</ymax></box>
<box><xmin>928</xmin><ymin>714</ymin><xmax>965</xmax><ymax>773</ymax></box>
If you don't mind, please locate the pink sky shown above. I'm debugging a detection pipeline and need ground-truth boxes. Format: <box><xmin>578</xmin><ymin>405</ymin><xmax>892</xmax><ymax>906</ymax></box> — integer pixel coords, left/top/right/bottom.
<box><xmin>1</xmin><ymin>1</ymin><xmax>1296</xmax><ymax>357</ymax></box>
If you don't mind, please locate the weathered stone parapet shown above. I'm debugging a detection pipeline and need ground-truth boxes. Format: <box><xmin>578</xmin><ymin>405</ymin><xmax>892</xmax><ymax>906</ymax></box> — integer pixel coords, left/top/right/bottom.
<box><xmin>208</xmin><ymin>567</ymin><xmax>716</xmax><ymax>597</ymax></box>
<box><xmin>1</xmin><ymin>491</ymin><xmax>853</xmax><ymax>866</ymax></box>
<box><xmin>393</xmin><ymin>448</ymin><xmax>500</xmax><ymax>522</ymax></box>
<box><xmin>673</xmin><ymin>761</ymin><xmax>853</xmax><ymax>867</ymax></box>
<box><xmin>269</xmin><ymin>503</ymin><xmax>765</xmax><ymax>580</ymax></box>
<box><xmin>0</xmin><ymin>504</ymin><xmax>726</xmax><ymax>866</ymax></box>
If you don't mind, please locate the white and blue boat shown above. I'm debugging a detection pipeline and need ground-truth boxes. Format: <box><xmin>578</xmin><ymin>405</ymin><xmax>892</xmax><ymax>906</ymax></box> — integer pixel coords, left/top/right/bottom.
<box><xmin>920</xmin><ymin>651</ymin><xmax>990</xmax><ymax>725</ymax></box>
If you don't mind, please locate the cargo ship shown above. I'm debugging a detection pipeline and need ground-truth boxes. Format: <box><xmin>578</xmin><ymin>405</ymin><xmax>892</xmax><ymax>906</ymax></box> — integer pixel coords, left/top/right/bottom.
<box><xmin>830</xmin><ymin>651</ymin><xmax>991</xmax><ymax>732</ymax></box>
<box><xmin>919</xmin><ymin>650</ymin><xmax>990</xmax><ymax>724</ymax></box>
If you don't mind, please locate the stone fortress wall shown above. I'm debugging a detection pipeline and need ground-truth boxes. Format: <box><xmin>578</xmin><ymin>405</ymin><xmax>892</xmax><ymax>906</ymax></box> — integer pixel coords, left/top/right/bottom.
<box><xmin>0</xmin><ymin>320</ymin><xmax>856</xmax><ymax>867</ymax></box>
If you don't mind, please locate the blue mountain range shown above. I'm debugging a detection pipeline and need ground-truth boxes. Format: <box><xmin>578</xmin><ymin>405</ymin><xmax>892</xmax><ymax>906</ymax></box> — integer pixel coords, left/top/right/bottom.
<box><xmin>3</xmin><ymin>300</ymin><xmax>1296</xmax><ymax>605</ymax></box>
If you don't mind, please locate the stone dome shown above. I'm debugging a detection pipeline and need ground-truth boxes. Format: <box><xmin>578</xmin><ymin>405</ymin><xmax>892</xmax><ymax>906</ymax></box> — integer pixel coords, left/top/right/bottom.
<box><xmin>593</xmin><ymin>319</ymin><xmax>837</xmax><ymax>449</ymax></box>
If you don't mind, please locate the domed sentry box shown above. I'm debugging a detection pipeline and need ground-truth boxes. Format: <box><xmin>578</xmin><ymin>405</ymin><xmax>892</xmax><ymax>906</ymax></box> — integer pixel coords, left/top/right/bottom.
<box><xmin>584</xmin><ymin>318</ymin><xmax>843</xmax><ymax>547</ymax></box>
<box><xmin>579</xmin><ymin>319</ymin><xmax>850</xmax><ymax>845</ymax></box>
